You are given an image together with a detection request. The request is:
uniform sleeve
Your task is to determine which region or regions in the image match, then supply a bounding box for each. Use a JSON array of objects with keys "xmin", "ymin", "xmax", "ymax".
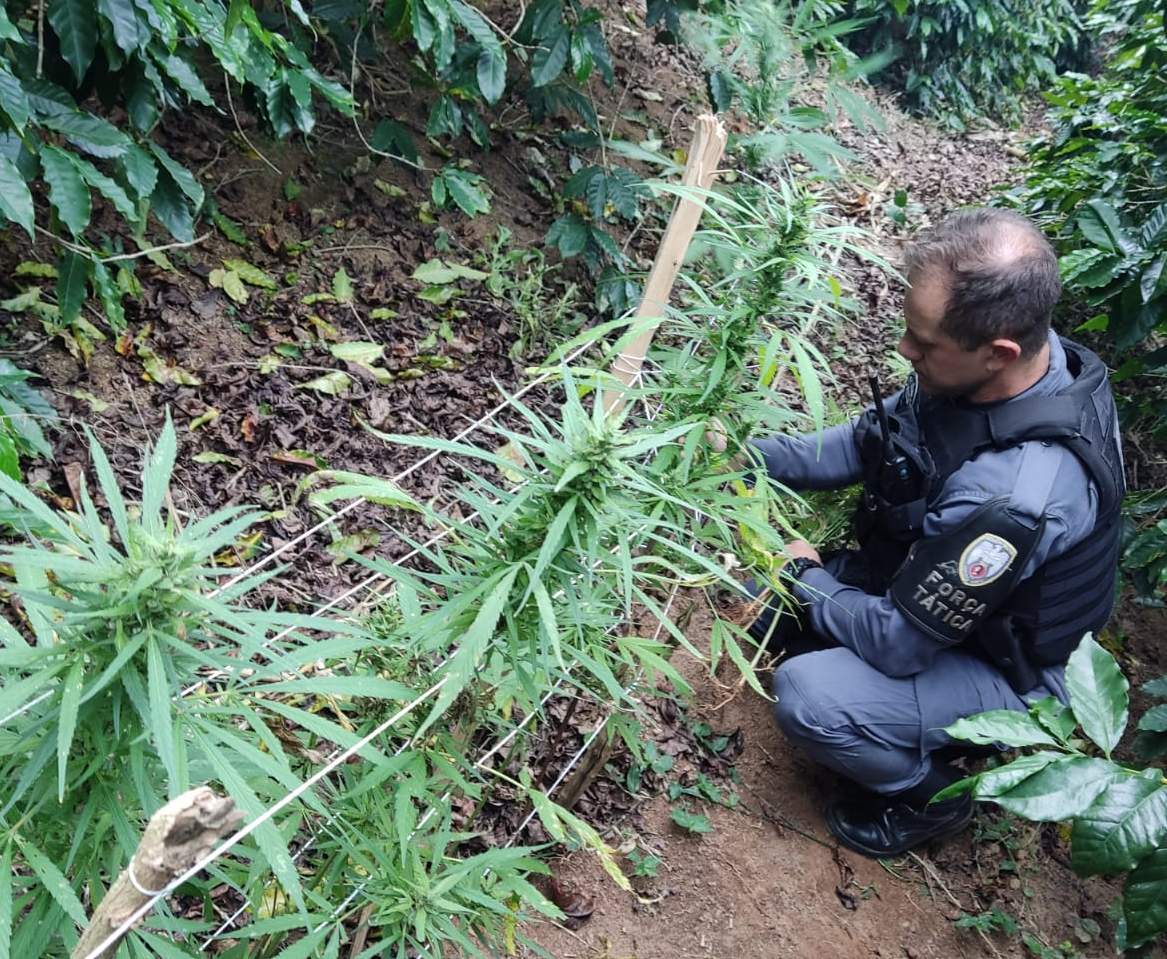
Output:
[
  {"xmin": 792, "ymin": 442, "xmax": 1098, "ymax": 678},
  {"xmin": 748, "ymin": 419, "xmax": 863, "ymax": 491}
]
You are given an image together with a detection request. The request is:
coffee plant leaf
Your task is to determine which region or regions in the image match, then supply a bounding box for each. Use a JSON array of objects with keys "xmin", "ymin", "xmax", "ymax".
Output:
[
  {"xmin": 990, "ymin": 756, "xmax": 1126, "ymax": 822},
  {"xmin": 945, "ymin": 709, "xmax": 1061, "ymax": 749},
  {"xmin": 39, "ymin": 147, "xmax": 91, "ymax": 237},
  {"xmin": 0, "ymin": 156, "xmax": 34, "ymax": 237},
  {"xmin": 1066, "ymin": 633, "xmax": 1129, "ymax": 756},
  {"xmin": 47, "ymin": 0, "xmax": 98, "ymax": 83},
  {"xmin": 1124, "ymin": 845, "xmax": 1167, "ymax": 947},
  {"xmin": 1071, "ymin": 775, "xmax": 1167, "ymax": 876}
]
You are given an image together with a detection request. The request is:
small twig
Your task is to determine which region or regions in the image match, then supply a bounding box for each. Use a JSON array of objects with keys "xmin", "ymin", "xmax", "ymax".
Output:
[
  {"xmin": 906, "ymin": 851, "xmax": 965, "ymax": 911},
  {"xmin": 32, "ymin": 225, "xmax": 210, "ymax": 264},
  {"xmin": 36, "ymin": 0, "xmax": 44, "ymax": 76},
  {"xmin": 224, "ymin": 75, "xmax": 282, "ymax": 176},
  {"xmin": 348, "ymin": 19, "xmax": 427, "ymax": 172}
]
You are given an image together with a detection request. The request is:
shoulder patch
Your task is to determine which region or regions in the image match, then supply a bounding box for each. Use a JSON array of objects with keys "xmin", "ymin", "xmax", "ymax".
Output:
[
  {"xmin": 959, "ymin": 533, "xmax": 1017, "ymax": 587},
  {"xmin": 890, "ymin": 498, "xmax": 1043, "ymax": 646}
]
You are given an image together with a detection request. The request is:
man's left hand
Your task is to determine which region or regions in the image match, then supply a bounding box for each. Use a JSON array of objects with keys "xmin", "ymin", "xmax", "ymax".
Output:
[{"xmin": 785, "ymin": 539, "xmax": 822, "ymax": 564}]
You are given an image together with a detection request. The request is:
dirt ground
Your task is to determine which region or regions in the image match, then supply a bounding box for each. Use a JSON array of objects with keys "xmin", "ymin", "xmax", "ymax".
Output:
[
  {"xmin": 1, "ymin": 2, "xmax": 1164, "ymax": 956},
  {"xmin": 522, "ymin": 610, "xmax": 1135, "ymax": 959}
]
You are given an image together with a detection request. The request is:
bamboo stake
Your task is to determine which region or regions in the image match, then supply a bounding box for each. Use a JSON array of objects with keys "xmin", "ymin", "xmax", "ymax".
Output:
[
  {"xmin": 602, "ymin": 113, "xmax": 727, "ymax": 418},
  {"xmin": 72, "ymin": 788, "xmax": 242, "ymax": 959},
  {"xmin": 554, "ymin": 119, "xmax": 726, "ymax": 809}
]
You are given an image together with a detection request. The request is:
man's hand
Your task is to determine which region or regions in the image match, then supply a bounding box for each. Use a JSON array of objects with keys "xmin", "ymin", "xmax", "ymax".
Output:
[
  {"xmin": 705, "ymin": 417, "xmax": 747, "ymax": 470},
  {"xmin": 785, "ymin": 539, "xmax": 822, "ymax": 564}
]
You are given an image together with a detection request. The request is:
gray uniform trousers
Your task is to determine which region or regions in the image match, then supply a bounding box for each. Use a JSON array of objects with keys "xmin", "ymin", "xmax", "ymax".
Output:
[{"xmin": 766, "ymin": 550, "xmax": 1056, "ymax": 795}]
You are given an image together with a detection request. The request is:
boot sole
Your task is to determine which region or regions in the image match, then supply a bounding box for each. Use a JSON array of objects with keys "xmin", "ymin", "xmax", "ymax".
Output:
[{"xmin": 825, "ymin": 805, "xmax": 974, "ymax": 860}]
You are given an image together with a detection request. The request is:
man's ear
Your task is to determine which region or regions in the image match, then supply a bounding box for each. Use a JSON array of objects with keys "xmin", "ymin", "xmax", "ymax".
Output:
[{"xmin": 987, "ymin": 338, "xmax": 1022, "ymax": 370}]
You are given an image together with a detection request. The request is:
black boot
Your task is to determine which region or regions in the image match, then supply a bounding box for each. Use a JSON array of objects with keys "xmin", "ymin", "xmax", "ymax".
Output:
[{"xmin": 825, "ymin": 764, "xmax": 973, "ymax": 859}]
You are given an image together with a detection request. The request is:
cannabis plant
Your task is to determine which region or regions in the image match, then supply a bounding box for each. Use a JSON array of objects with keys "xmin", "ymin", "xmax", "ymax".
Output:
[{"xmin": 0, "ymin": 417, "xmax": 398, "ymax": 956}]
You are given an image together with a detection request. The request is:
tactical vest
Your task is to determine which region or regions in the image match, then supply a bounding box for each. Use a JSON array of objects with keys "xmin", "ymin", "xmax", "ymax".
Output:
[{"xmin": 853, "ymin": 338, "xmax": 1125, "ymax": 693}]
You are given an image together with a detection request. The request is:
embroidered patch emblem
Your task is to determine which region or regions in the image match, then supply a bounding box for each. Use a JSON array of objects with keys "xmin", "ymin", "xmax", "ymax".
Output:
[{"xmin": 958, "ymin": 534, "xmax": 1017, "ymax": 587}]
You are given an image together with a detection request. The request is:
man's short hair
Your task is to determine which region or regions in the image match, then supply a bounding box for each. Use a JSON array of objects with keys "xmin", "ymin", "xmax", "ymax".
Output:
[{"xmin": 904, "ymin": 208, "xmax": 1061, "ymax": 357}]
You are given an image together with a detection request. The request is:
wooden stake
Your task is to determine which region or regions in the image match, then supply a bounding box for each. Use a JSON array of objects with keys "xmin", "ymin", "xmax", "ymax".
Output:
[
  {"xmin": 603, "ymin": 113, "xmax": 727, "ymax": 418},
  {"xmin": 72, "ymin": 787, "xmax": 242, "ymax": 959}
]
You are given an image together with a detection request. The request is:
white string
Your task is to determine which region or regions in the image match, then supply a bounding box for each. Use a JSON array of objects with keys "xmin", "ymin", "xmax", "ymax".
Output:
[
  {"xmin": 210, "ymin": 342, "xmax": 591, "ymax": 597},
  {"xmin": 126, "ymin": 859, "xmax": 168, "ymax": 898},
  {"xmin": 81, "ymin": 363, "xmax": 676, "ymax": 958},
  {"xmin": 78, "ymin": 676, "xmax": 450, "ymax": 959}
]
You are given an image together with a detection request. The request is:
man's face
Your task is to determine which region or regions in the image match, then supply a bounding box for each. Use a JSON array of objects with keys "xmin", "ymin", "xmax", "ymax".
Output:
[{"xmin": 897, "ymin": 267, "xmax": 994, "ymax": 398}]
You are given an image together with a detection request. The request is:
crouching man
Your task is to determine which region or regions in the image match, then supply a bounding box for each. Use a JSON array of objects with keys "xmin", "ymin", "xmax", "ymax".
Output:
[{"xmin": 746, "ymin": 208, "xmax": 1125, "ymax": 857}]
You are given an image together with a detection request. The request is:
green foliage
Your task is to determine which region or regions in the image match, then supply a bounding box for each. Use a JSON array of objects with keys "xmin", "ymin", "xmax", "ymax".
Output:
[
  {"xmin": 670, "ymin": 805, "xmax": 714, "ymax": 833},
  {"xmin": 943, "ymin": 634, "xmax": 1167, "ymax": 949},
  {"xmin": 847, "ymin": 0, "xmax": 1087, "ymax": 128},
  {"xmin": 0, "ymin": 359, "xmax": 53, "ymax": 480},
  {"xmin": 478, "ymin": 226, "xmax": 583, "ymax": 358},
  {"xmin": 687, "ymin": 0, "xmax": 880, "ymax": 173},
  {"xmin": 0, "ymin": 417, "xmax": 422, "ymax": 955},
  {"xmin": 0, "ymin": 0, "xmax": 352, "ymax": 329},
  {"xmin": 1005, "ymin": 1, "xmax": 1167, "ymax": 590},
  {"xmin": 1011, "ymin": 2, "xmax": 1167, "ymax": 373}
]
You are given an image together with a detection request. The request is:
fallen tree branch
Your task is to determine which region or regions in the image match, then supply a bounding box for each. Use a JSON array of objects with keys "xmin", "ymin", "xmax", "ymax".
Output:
[{"xmin": 72, "ymin": 787, "xmax": 242, "ymax": 959}]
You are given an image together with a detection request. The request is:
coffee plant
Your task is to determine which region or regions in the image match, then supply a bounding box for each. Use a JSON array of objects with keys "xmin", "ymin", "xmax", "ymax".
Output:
[
  {"xmin": 845, "ymin": 0, "xmax": 1089, "ymax": 128},
  {"xmin": 1002, "ymin": 0, "xmax": 1167, "ymax": 595},
  {"xmin": 941, "ymin": 635, "xmax": 1167, "ymax": 950}
]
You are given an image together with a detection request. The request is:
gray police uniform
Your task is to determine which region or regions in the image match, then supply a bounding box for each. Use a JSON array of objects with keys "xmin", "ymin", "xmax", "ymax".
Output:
[{"xmin": 750, "ymin": 333, "xmax": 1124, "ymax": 795}]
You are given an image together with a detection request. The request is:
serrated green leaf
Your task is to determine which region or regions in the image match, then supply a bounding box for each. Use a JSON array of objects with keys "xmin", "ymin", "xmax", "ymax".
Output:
[
  {"xmin": 55, "ymin": 659, "xmax": 84, "ymax": 801},
  {"xmin": 0, "ymin": 845, "xmax": 11, "ymax": 959},
  {"xmin": 1066, "ymin": 634, "xmax": 1129, "ymax": 756},
  {"xmin": 40, "ymin": 146, "xmax": 91, "ymax": 236},
  {"xmin": 16, "ymin": 836, "xmax": 88, "ymax": 924},
  {"xmin": 1072, "ymin": 777, "xmax": 1167, "ymax": 876},
  {"xmin": 0, "ymin": 157, "xmax": 34, "ymax": 237}
]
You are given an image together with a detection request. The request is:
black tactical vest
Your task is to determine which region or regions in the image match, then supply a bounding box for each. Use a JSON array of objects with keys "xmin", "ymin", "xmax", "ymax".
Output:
[{"xmin": 853, "ymin": 338, "xmax": 1125, "ymax": 692}]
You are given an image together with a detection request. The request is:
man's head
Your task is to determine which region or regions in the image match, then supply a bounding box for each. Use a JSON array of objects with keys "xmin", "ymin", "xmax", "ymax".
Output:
[{"xmin": 898, "ymin": 208, "xmax": 1061, "ymax": 400}]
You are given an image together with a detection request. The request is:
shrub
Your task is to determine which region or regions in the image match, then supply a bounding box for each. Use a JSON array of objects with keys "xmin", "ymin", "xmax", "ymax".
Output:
[
  {"xmin": 943, "ymin": 635, "xmax": 1167, "ymax": 950},
  {"xmin": 846, "ymin": 0, "xmax": 1088, "ymax": 128}
]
